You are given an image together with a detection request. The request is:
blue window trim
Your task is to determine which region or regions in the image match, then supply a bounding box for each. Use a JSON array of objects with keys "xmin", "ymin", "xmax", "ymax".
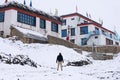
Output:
[
  {"xmin": 102, "ymin": 30, "xmax": 106, "ymax": 36},
  {"xmin": 0, "ymin": 12, "xmax": 4, "ymax": 22},
  {"xmin": 51, "ymin": 22, "xmax": 58, "ymax": 33},
  {"xmin": 61, "ymin": 29, "xmax": 67, "ymax": 37},
  {"xmin": 62, "ymin": 19, "xmax": 66, "ymax": 26},
  {"xmin": 80, "ymin": 26, "xmax": 88, "ymax": 35},
  {"xmin": 71, "ymin": 28, "xmax": 75, "ymax": 36},
  {"xmin": 110, "ymin": 34, "xmax": 112, "ymax": 38},
  {"xmin": 40, "ymin": 19, "xmax": 46, "ymax": 29},
  {"xmin": 17, "ymin": 12, "xmax": 36, "ymax": 26},
  {"xmin": 81, "ymin": 38, "xmax": 87, "ymax": 45}
]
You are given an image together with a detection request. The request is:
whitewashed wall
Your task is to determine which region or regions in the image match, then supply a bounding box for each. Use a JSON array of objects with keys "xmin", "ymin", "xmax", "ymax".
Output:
[
  {"xmin": 0, "ymin": 23, "xmax": 4, "ymax": 31},
  {"xmin": 4, "ymin": 10, "xmax": 12, "ymax": 36},
  {"xmin": 1, "ymin": 9, "xmax": 61, "ymax": 38},
  {"xmin": 62, "ymin": 15, "xmax": 118, "ymax": 46}
]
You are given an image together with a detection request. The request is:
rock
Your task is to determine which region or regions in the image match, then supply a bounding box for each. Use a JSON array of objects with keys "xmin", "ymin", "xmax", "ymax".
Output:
[
  {"xmin": 67, "ymin": 59, "xmax": 92, "ymax": 66},
  {"xmin": 0, "ymin": 52, "xmax": 38, "ymax": 68}
]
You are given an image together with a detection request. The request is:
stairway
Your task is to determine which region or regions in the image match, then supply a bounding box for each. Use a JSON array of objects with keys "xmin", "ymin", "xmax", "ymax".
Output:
[{"xmin": 83, "ymin": 30, "xmax": 99, "ymax": 45}]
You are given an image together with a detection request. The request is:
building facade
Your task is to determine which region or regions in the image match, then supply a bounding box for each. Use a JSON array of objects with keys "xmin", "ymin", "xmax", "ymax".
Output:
[
  {"xmin": 0, "ymin": 1, "xmax": 120, "ymax": 46},
  {"xmin": 61, "ymin": 13, "xmax": 120, "ymax": 46},
  {"xmin": 0, "ymin": 1, "xmax": 62, "ymax": 38}
]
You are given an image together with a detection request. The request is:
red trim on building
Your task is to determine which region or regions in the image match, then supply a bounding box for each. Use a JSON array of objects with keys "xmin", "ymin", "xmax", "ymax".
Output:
[
  {"xmin": 61, "ymin": 13, "xmax": 101, "ymax": 26},
  {"xmin": 0, "ymin": 7, "xmax": 62, "ymax": 25},
  {"xmin": 61, "ymin": 13, "xmax": 114, "ymax": 34},
  {"xmin": 77, "ymin": 23, "xmax": 114, "ymax": 34}
]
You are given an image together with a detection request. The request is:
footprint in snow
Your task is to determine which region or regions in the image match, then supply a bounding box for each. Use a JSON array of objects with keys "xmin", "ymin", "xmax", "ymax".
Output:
[
  {"xmin": 44, "ymin": 74, "xmax": 48, "ymax": 76},
  {"xmin": 53, "ymin": 72, "xmax": 57, "ymax": 74},
  {"xmin": 58, "ymin": 74, "xmax": 62, "ymax": 76},
  {"xmin": 50, "ymin": 67, "xmax": 56, "ymax": 69}
]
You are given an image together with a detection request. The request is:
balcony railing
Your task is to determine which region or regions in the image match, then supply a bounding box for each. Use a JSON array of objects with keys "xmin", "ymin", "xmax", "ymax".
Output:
[
  {"xmin": 81, "ymin": 30, "xmax": 100, "ymax": 45},
  {"xmin": 89, "ymin": 30, "xmax": 100, "ymax": 35}
]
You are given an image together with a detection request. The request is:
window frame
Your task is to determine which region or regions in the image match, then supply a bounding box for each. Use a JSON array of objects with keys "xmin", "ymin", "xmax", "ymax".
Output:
[
  {"xmin": 62, "ymin": 19, "xmax": 66, "ymax": 25},
  {"xmin": 106, "ymin": 38, "xmax": 113, "ymax": 45},
  {"xmin": 71, "ymin": 28, "xmax": 75, "ymax": 36},
  {"xmin": 80, "ymin": 26, "xmax": 88, "ymax": 35},
  {"xmin": 81, "ymin": 38, "xmax": 87, "ymax": 45},
  {"xmin": 0, "ymin": 12, "xmax": 5, "ymax": 22},
  {"xmin": 17, "ymin": 12, "xmax": 36, "ymax": 26},
  {"xmin": 40, "ymin": 19, "xmax": 46, "ymax": 29},
  {"xmin": 71, "ymin": 18, "xmax": 75, "ymax": 20},
  {"xmin": 70, "ymin": 39, "xmax": 75, "ymax": 43},
  {"xmin": 61, "ymin": 29, "xmax": 67, "ymax": 37},
  {"xmin": 110, "ymin": 34, "xmax": 112, "ymax": 38},
  {"xmin": 51, "ymin": 22, "xmax": 58, "ymax": 33}
]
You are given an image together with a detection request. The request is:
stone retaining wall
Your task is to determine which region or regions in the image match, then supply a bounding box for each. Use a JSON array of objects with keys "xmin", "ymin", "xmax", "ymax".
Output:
[
  {"xmin": 47, "ymin": 35, "xmax": 80, "ymax": 49},
  {"xmin": 79, "ymin": 46, "xmax": 120, "ymax": 54},
  {"xmin": 90, "ymin": 53, "xmax": 113, "ymax": 60},
  {"xmin": 47, "ymin": 35, "xmax": 82, "ymax": 53},
  {"xmin": 47, "ymin": 35, "xmax": 120, "ymax": 54}
]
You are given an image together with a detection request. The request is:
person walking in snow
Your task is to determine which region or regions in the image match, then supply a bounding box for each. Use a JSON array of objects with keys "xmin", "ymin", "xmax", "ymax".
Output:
[{"xmin": 56, "ymin": 53, "xmax": 64, "ymax": 71}]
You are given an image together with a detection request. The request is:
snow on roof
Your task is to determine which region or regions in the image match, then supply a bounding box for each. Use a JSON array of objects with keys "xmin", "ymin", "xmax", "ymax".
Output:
[
  {"xmin": 11, "ymin": 25, "xmax": 48, "ymax": 41},
  {"xmin": 0, "ymin": 1, "xmax": 62, "ymax": 22}
]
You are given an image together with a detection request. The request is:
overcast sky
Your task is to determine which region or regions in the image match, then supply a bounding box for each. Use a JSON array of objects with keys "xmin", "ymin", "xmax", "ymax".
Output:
[{"xmin": 0, "ymin": 0, "xmax": 120, "ymax": 34}]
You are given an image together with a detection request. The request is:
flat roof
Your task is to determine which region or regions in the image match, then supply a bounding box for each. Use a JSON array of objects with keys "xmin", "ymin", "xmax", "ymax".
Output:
[
  {"xmin": 61, "ymin": 13, "xmax": 114, "ymax": 34},
  {"xmin": 0, "ymin": 1, "xmax": 62, "ymax": 24}
]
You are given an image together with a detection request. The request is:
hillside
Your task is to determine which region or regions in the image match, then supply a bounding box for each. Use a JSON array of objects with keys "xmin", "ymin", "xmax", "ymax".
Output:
[{"xmin": 0, "ymin": 37, "xmax": 120, "ymax": 80}]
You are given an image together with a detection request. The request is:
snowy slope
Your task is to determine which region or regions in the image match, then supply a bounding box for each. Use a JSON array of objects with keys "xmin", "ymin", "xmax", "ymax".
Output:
[
  {"xmin": 0, "ymin": 37, "xmax": 88, "ymax": 67},
  {"xmin": 0, "ymin": 37, "xmax": 120, "ymax": 80}
]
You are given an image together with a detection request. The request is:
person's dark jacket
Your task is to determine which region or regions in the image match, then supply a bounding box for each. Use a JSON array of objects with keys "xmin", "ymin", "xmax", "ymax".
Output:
[{"xmin": 56, "ymin": 53, "xmax": 64, "ymax": 63}]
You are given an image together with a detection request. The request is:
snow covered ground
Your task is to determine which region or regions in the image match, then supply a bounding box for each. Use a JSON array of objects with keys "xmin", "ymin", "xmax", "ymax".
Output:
[{"xmin": 0, "ymin": 37, "xmax": 120, "ymax": 80}]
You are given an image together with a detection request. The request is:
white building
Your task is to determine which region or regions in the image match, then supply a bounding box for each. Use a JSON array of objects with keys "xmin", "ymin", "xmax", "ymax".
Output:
[
  {"xmin": 0, "ymin": 1, "xmax": 120, "ymax": 46},
  {"xmin": 0, "ymin": 1, "xmax": 62, "ymax": 38},
  {"xmin": 61, "ymin": 13, "xmax": 120, "ymax": 46}
]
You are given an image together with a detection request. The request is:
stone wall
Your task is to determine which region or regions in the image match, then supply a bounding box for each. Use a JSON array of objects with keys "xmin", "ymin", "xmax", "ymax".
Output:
[
  {"xmin": 10, "ymin": 27, "xmax": 26, "ymax": 42},
  {"xmin": 47, "ymin": 35, "xmax": 80, "ymax": 48},
  {"xmin": 90, "ymin": 53, "xmax": 113, "ymax": 60},
  {"xmin": 47, "ymin": 35, "xmax": 82, "ymax": 53},
  {"xmin": 47, "ymin": 35, "xmax": 120, "ymax": 54},
  {"xmin": 79, "ymin": 46, "xmax": 120, "ymax": 54},
  {"xmin": 10, "ymin": 27, "xmax": 48, "ymax": 43}
]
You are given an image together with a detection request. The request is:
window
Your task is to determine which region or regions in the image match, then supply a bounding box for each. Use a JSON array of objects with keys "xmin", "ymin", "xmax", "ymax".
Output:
[
  {"xmin": 61, "ymin": 29, "xmax": 67, "ymax": 37},
  {"xmin": 81, "ymin": 38, "xmax": 87, "ymax": 45},
  {"xmin": 71, "ymin": 18, "xmax": 75, "ymax": 20},
  {"xmin": 95, "ymin": 27, "xmax": 99, "ymax": 31},
  {"xmin": 80, "ymin": 26, "xmax": 88, "ymax": 34},
  {"xmin": 70, "ymin": 39, "xmax": 75, "ymax": 43},
  {"xmin": 0, "ymin": 12, "xmax": 4, "ymax": 22},
  {"xmin": 106, "ymin": 38, "xmax": 113, "ymax": 45},
  {"xmin": 95, "ymin": 27, "xmax": 99, "ymax": 35},
  {"xmin": 84, "ymin": 20, "xmax": 88, "ymax": 23},
  {"xmin": 115, "ymin": 42, "xmax": 119, "ymax": 45},
  {"xmin": 62, "ymin": 19, "xmax": 66, "ymax": 25},
  {"xmin": 0, "ymin": 31, "xmax": 4, "ymax": 37},
  {"xmin": 95, "ymin": 36, "xmax": 98, "ymax": 39},
  {"xmin": 40, "ymin": 19, "xmax": 46, "ymax": 29},
  {"xmin": 17, "ymin": 12, "xmax": 36, "ymax": 26},
  {"xmin": 102, "ymin": 30, "xmax": 106, "ymax": 35},
  {"xmin": 110, "ymin": 34, "xmax": 112, "ymax": 38},
  {"xmin": 78, "ymin": 17, "xmax": 80, "ymax": 21},
  {"xmin": 51, "ymin": 22, "xmax": 58, "ymax": 33},
  {"xmin": 71, "ymin": 28, "xmax": 75, "ymax": 36}
]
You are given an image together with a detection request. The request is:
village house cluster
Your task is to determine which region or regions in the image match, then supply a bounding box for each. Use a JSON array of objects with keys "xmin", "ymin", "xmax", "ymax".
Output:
[{"xmin": 0, "ymin": 1, "xmax": 120, "ymax": 46}]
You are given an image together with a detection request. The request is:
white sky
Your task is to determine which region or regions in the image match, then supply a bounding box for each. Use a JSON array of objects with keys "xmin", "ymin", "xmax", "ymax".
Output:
[{"xmin": 0, "ymin": 0, "xmax": 120, "ymax": 34}]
